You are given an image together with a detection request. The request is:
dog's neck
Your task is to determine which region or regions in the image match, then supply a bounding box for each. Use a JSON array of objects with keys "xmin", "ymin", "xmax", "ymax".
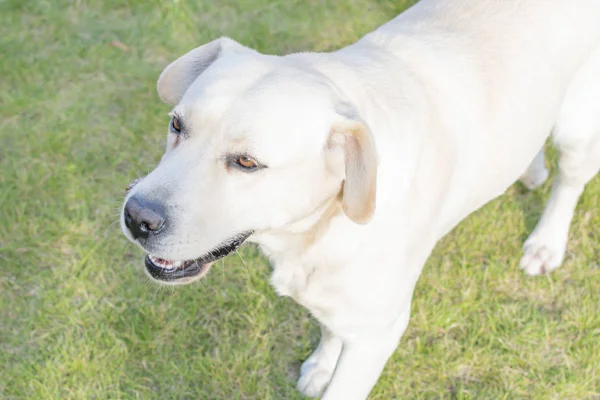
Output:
[{"xmin": 251, "ymin": 191, "xmax": 343, "ymax": 259}]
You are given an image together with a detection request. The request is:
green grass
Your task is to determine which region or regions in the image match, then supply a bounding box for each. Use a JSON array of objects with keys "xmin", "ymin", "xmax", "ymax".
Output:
[{"xmin": 1, "ymin": 0, "xmax": 598, "ymax": 399}]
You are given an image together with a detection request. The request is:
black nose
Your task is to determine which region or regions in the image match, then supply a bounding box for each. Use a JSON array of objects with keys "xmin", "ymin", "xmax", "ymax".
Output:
[{"xmin": 124, "ymin": 196, "xmax": 166, "ymax": 240}]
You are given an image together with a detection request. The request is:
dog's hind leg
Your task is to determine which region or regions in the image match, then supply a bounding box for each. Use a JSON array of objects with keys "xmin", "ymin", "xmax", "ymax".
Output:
[
  {"xmin": 520, "ymin": 48, "xmax": 600, "ymax": 276},
  {"xmin": 520, "ymin": 148, "xmax": 549, "ymax": 190}
]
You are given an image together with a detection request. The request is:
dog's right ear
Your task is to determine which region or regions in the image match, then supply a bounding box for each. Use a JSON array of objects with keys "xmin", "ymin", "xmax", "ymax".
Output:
[{"xmin": 157, "ymin": 37, "xmax": 252, "ymax": 105}]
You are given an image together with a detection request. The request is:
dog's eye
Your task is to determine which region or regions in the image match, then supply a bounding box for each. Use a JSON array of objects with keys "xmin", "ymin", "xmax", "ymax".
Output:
[
  {"xmin": 171, "ymin": 117, "xmax": 181, "ymax": 134},
  {"xmin": 236, "ymin": 156, "xmax": 258, "ymax": 170},
  {"xmin": 226, "ymin": 154, "xmax": 264, "ymax": 172}
]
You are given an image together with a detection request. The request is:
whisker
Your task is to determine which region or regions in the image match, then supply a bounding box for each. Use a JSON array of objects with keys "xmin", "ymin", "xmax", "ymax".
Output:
[
  {"xmin": 154, "ymin": 282, "xmax": 164, "ymax": 296},
  {"xmin": 193, "ymin": 261, "xmax": 208, "ymax": 294},
  {"xmin": 134, "ymin": 168, "xmax": 143, "ymax": 181},
  {"xmin": 220, "ymin": 258, "xmax": 226, "ymax": 282},
  {"xmin": 103, "ymin": 220, "xmax": 121, "ymax": 235},
  {"xmin": 198, "ymin": 280, "xmax": 207, "ymax": 293},
  {"xmin": 235, "ymin": 249, "xmax": 251, "ymax": 282}
]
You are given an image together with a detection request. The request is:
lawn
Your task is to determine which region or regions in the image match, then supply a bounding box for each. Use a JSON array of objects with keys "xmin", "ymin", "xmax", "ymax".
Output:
[{"xmin": 0, "ymin": 0, "xmax": 598, "ymax": 399}]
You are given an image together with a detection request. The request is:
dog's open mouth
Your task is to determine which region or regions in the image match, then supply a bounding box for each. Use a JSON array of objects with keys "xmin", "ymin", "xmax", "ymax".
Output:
[{"xmin": 144, "ymin": 232, "xmax": 252, "ymax": 283}]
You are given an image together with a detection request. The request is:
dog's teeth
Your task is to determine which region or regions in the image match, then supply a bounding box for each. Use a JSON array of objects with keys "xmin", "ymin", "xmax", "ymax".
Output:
[
  {"xmin": 150, "ymin": 255, "xmax": 177, "ymax": 269},
  {"xmin": 148, "ymin": 255, "xmax": 186, "ymax": 270}
]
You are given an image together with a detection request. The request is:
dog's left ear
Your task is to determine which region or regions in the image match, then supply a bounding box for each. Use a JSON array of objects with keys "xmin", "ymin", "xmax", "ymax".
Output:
[
  {"xmin": 329, "ymin": 107, "xmax": 378, "ymax": 224},
  {"xmin": 157, "ymin": 37, "xmax": 253, "ymax": 105}
]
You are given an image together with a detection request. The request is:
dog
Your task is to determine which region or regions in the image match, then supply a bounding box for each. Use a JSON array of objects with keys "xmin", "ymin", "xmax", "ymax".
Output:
[{"xmin": 121, "ymin": 0, "xmax": 600, "ymax": 398}]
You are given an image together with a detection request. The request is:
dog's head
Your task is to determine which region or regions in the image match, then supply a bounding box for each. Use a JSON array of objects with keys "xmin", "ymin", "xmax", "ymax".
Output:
[{"xmin": 121, "ymin": 37, "xmax": 378, "ymax": 284}]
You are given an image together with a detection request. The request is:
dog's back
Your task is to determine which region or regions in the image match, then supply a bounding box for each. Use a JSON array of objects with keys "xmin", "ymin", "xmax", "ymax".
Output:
[{"xmin": 354, "ymin": 0, "xmax": 600, "ymax": 224}]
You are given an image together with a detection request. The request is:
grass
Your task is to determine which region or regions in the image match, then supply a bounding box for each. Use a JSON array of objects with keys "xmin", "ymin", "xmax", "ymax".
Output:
[{"xmin": 0, "ymin": 0, "xmax": 598, "ymax": 398}]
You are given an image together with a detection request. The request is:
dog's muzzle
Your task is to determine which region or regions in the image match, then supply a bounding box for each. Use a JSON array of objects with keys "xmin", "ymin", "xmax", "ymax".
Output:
[{"xmin": 122, "ymin": 176, "xmax": 253, "ymax": 284}]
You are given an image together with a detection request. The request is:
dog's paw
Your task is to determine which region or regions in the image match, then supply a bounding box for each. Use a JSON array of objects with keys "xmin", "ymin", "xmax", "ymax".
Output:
[
  {"xmin": 297, "ymin": 357, "xmax": 334, "ymax": 398},
  {"xmin": 519, "ymin": 235, "xmax": 565, "ymax": 276},
  {"xmin": 520, "ymin": 166, "xmax": 549, "ymax": 190}
]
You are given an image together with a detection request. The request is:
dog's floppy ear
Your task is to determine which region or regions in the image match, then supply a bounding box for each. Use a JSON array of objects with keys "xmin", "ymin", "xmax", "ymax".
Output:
[
  {"xmin": 157, "ymin": 37, "xmax": 252, "ymax": 105},
  {"xmin": 330, "ymin": 106, "xmax": 378, "ymax": 224}
]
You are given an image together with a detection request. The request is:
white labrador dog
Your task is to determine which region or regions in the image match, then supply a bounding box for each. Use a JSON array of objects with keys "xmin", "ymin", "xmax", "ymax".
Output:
[{"xmin": 121, "ymin": 0, "xmax": 600, "ymax": 398}]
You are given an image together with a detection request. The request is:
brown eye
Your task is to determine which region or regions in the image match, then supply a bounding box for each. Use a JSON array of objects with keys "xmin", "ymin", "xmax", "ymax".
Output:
[
  {"xmin": 226, "ymin": 154, "xmax": 264, "ymax": 172},
  {"xmin": 171, "ymin": 116, "xmax": 181, "ymax": 133},
  {"xmin": 237, "ymin": 156, "xmax": 257, "ymax": 169}
]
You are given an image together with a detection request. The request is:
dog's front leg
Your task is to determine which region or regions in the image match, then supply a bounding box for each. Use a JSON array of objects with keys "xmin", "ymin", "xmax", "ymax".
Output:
[
  {"xmin": 321, "ymin": 310, "xmax": 410, "ymax": 400},
  {"xmin": 297, "ymin": 325, "xmax": 343, "ymax": 397}
]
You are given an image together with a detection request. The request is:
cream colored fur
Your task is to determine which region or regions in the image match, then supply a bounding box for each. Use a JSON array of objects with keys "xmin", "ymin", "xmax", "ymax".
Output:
[{"xmin": 122, "ymin": 1, "xmax": 600, "ymax": 398}]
